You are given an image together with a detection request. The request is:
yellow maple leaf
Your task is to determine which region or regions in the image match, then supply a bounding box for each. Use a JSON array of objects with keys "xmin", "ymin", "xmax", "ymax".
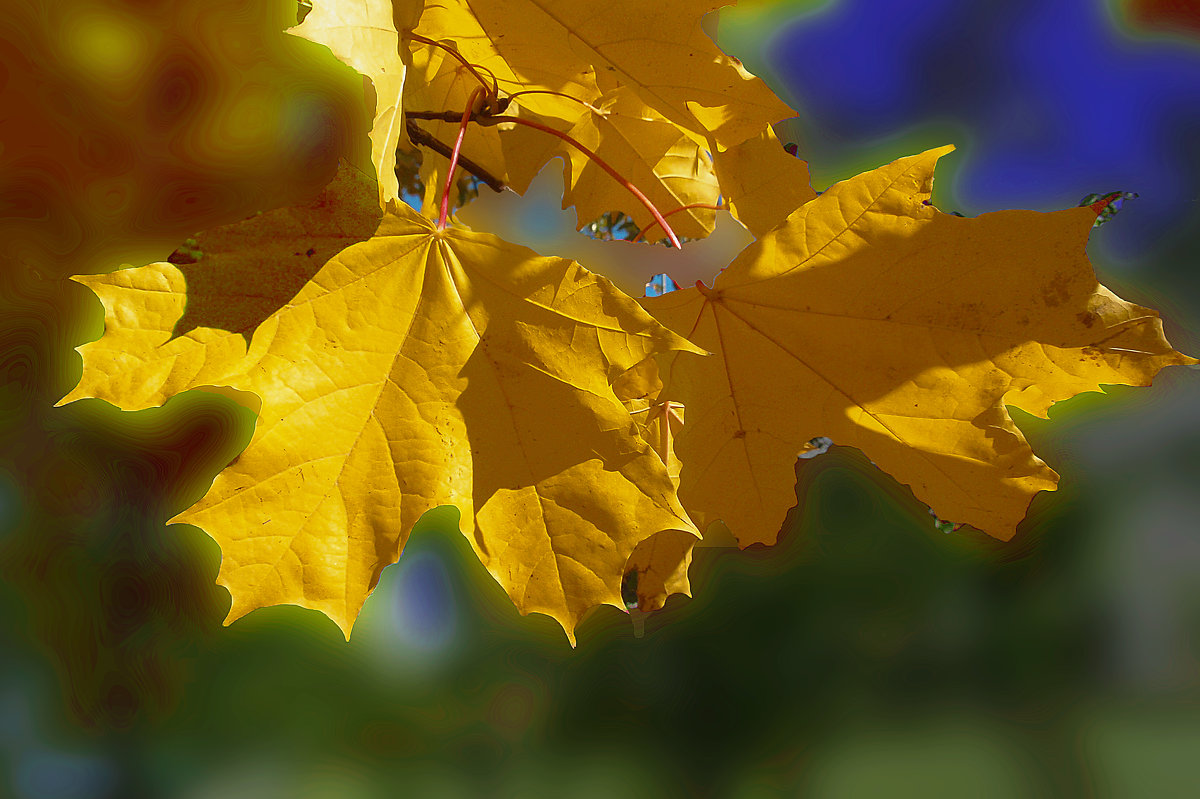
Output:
[
  {"xmin": 642, "ymin": 146, "xmax": 1195, "ymax": 545},
  {"xmin": 291, "ymin": 0, "xmax": 423, "ymax": 207},
  {"xmin": 66, "ymin": 198, "xmax": 702, "ymax": 643}
]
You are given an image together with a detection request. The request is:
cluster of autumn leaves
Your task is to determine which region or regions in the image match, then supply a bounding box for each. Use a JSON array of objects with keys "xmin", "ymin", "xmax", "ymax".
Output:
[{"xmin": 57, "ymin": 0, "xmax": 1193, "ymax": 643}]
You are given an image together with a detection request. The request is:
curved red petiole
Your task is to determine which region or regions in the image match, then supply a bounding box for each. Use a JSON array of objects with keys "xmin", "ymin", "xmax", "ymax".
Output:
[
  {"xmin": 482, "ymin": 114, "xmax": 683, "ymax": 250},
  {"xmin": 632, "ymin": 202, "xmax": 726, "ymax": 243},
  {"xmin": 505, "ymin": 89, "xmax": 604, "ymax": 116},
  {"xmin": 438, "ymin": 87, "xmax": 485, "ymax": 230}
]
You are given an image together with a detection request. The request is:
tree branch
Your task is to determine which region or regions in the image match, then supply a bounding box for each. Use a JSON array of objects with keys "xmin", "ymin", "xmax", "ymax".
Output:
[{"xmin": 405, "ymin": 118, "xmax": 506, "ymax": 193}]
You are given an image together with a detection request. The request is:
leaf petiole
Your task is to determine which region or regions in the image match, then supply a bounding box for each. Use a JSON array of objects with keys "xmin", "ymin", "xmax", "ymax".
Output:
[
  {"xmin": 505, "ymin": 89, "xmax": 605, "ymax": 117},
  {"xmin": 632, "ymin": 203, "xmax": 726, "ymax": 243},
  {"xmin": 438, "ymin": 87, "xmax": 485, "ymax": 229}
]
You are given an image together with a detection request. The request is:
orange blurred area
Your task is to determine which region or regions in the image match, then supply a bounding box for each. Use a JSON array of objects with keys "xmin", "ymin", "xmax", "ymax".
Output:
[{"xmin": 0, "ymin": 0, "xmax": 368, "ymax": 276}]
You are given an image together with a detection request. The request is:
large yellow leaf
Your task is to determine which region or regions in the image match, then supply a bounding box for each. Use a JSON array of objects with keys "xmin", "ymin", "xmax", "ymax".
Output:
[
  {"xmin": 67, "ymin": 199, "xmax": 701, "ymax": 643},
  {"xmin": 643, "ymin": 146, "xmax": 1195, "ymax": 545},
  {"xmin": 291, "ymin": 0, "xmax": 423, "ymax": 207}
]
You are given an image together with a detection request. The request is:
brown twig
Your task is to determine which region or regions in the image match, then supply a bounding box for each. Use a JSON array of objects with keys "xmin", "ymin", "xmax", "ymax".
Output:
[
  {"xmin": 406, "ymin": 109, "xmax": 482, "ymax": 123},
  {"xmin": 407, "ymin": 101, "xmax": 509, "ymax": 123},
  {"xmin": 405, "ymin": 118, "xmax": 506, "ymax": 193}
]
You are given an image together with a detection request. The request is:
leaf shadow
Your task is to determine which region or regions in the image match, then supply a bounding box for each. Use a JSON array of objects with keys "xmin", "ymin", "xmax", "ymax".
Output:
[{"xmin": 170, "ymin": 161, "xmax": 383, "ymax": 344}]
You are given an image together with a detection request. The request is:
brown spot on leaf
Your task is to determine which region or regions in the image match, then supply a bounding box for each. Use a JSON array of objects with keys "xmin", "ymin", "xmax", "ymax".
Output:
[{"xmin": 1042, "ymin": 274, "xmax": 1072, "ymax": 307}]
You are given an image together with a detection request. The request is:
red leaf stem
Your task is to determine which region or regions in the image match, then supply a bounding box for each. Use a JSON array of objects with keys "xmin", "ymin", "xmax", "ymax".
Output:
[
  {"xmin": 505, "ymin": 89, "xmax": 604, "ymax": 117},
  {"xmin": 632, "ymin": 202, "xmax": 726, "ymax": 243},
  {"xmin": 438, "ymin": 87, "xmax": 485, "ymax": 229}
]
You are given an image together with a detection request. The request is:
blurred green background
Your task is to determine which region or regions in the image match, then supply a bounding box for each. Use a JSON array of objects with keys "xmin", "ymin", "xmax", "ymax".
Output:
[{"xmin": 3, "ymin": 1, "xmax": 1200, "ymax": 797}]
